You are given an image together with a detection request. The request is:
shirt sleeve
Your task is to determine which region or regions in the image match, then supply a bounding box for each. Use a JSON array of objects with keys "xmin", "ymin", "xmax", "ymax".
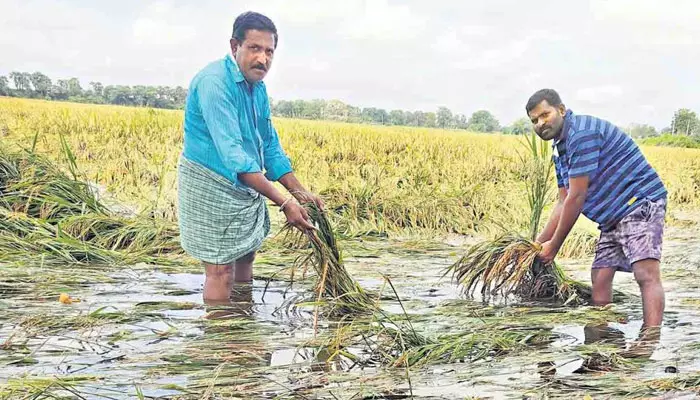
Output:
[
  {"xmin": 197, "ymin": 76, "xmax": 261, "ymax": 176},
  {"xmin": 259, "ymin": 93, "xmax": 293, "ymax": 181},
  {"xmin": 568, "ymin": 130, "xmax": 601, "ymax": 178}
]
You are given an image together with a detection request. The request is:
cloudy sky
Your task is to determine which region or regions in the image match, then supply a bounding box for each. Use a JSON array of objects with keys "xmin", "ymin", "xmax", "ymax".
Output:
[{"xmin": 1, "ymin": 0, "xmax": 699, "ymax": 128}]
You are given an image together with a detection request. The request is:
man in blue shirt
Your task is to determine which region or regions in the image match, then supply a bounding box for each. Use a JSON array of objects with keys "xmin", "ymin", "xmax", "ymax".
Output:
[
  {"xmin": 527, "ymin": 89, "xmax": 667, "ymax": 329},
  {"xmin": 178, "ymin": 12, "xmax": 323, "ymax": 303}
]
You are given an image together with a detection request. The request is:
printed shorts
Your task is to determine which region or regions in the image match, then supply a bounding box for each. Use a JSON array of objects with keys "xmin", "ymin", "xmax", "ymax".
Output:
[{"xmin": 591, "ymin": 198, "xmax": 666, "ymax": 273}]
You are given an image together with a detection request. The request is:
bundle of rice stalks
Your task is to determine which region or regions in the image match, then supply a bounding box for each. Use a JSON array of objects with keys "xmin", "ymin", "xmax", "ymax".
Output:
[
  {"xmin": 280, "ymin": 202, "xmax": 375, "ymax": 315},
  {"xmin": 446, "ymin": 233, "xmax": 592, "ymax": 304}
]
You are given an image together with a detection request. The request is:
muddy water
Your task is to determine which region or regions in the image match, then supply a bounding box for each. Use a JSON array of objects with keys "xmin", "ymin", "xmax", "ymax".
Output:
[{"xmin": 1, "ymin": 215, "xmax": 699, "ymax": 399}]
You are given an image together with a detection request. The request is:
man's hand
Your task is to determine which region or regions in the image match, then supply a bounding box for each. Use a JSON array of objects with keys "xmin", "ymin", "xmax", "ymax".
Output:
[
  {"xmin": 538, "ymin": 240, "xmax": 560, "ymax": 264},
  {"xmin": 283, "ymin": 201, "xmax": 315, "ymax": 231},
  {"xmin": 291, "ymin": 190, "xmax": 325, "ymax": 210}
]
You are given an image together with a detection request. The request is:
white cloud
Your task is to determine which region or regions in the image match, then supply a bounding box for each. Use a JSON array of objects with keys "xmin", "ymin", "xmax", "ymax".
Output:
[
  {"xmin": 575, "ymin": 85, "xmax": 624, "ymax": 104},
  {"xmin": 336, "ymin": 0, "xmax": 426, "ymax": 41},
  {"xmin": 131, "ymin": 2, "xmax": 198, "ymax": 47},
  {"xmin": 1, "ymin": 0, "xmax": 699, "ymax": 129},
  {"xmin": 591, "ymin": 0, "xmax": 700, "ymax": 25}
]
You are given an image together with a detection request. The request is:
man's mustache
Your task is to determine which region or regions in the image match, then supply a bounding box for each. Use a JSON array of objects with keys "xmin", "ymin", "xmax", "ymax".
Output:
[{"xmin": 252, "ymin": 64, "xmax": 267, "ymax": 71}]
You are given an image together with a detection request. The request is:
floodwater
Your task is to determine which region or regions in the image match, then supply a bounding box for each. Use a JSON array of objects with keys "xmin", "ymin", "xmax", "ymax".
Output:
[{"xmin": 1, "ymin": 214, "xmax": 700, "ymax": 399}]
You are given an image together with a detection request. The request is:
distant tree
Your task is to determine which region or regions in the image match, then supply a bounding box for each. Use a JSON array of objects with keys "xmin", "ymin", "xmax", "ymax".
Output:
[
  {"xmin": 389, "ymin": 109, "xmax": 406, "ymax": 125},
  {"xmin": 425, "ymin": 112, "xmax": 437, "ymax": 128},
  {"xmin": 453, "ymin": 114, "xmax": 468, "ymax": 129},
  {"xmin": 291, "ymin": 100, "xmax": 305, "ymax": 118},
  {"xmin": 172, "ymin": 86, "xmax": 187, "ymax": 108},
  {"xmin": 412, "ymin": 111, "xmax": 426, "ymax": 127},
  {"xmin": 30, "ymin": 72, "xmax": 52, "ymax": 98},
  {"xmin": 506, "ymin": 117, "xmax": 533, "ymax": 135},
  {"xmin": 0, "ymin": 76, "xmax": 9, "ymax": 96},
  {"xmin": 324, "ymin": 99, "xmax": 349, "ymax": 121},
  {"xmin": 627, "ymin": 123, "xmax": 657, "ymax": 138},
  {"xmin": 301, "ymin": 99, "xmax": 324, "ymax": 119},
  {"xmin": 347, "ymin": 105, "xmax": 361, "ymax": 122},
  {"xmin": 468, "ymin": 110, "xmax": 500, "ymax": 132},
  {"xmin": 66, "ymin": 77, "xmax": 82, "ymax": 97},
  {"xmin": 9, "ymin": 71, "xmax": 31, "ymax": 92},
  {"xmin": 436, "ymin": 106, "xmax": 454, "ymax": 129},
  {"xmin": 672, "ymin": 108, "xmax": 699, "ymax": 136},
  {"xmin": 89, "ymin": 81, "xmax": 104, "ymax": 97}
]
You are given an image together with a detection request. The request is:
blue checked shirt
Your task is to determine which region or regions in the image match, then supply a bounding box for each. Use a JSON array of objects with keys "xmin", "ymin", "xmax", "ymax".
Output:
[{"xmin": 183, "ymin": 54, "xmax": 292, "ymax": 188}]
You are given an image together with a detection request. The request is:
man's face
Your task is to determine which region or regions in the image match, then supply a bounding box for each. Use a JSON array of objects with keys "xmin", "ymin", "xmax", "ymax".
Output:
[
  {"xmin": 528, "ymin": 100, "xmax": 566, "ymax": 141},
  {"xmin": 230, "ymin": 29, "xmax": 276, "ymax": 84}
]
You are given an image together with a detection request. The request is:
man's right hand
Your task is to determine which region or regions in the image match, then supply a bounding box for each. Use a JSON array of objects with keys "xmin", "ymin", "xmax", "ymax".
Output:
[{"xmin": 283, "ymin": 201, "xmax": 315, "ymax": 231}]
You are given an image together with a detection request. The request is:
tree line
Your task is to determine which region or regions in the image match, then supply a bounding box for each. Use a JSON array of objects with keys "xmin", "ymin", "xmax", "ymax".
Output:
[
  {"xmin": 0, "ymin": 72, "xmax": 187, "ymax": 109},
  {"xmin": 1, "ymin": 71, "xmax": 698, "ymax": 137}
]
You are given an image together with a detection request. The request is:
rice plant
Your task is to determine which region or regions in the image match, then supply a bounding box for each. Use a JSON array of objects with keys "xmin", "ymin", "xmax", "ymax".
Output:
[{"xmin": 447, "ymin": 132, "xmax": 597, "ymax": 304}]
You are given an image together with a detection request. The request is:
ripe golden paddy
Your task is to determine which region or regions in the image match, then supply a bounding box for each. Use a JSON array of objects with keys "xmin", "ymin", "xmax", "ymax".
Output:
[{"xmin": 1, "ymin": 97, "xmax": 698, "ymax": 250}]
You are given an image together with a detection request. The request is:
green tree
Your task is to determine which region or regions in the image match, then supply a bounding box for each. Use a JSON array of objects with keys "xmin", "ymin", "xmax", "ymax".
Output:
[
  {"xmin": 89, "ymin": 81, "xmax": 104, "ymax": 97},
  {"xmin": 672, "ymin": 109, "xmax": 699, "ymax": 135},
  {"xmin": 324, "ymin": 100, "xmax": 349, "ymax": 121},
  {"xmin": 436, "ymin": 106, "xmax": 454, "ymax": 128},
  {"xmin": 506, "ymin": 117, "xmax": 534, "ymax": 135},
  {"xmin": 0, "ymin": 76, "xmax": 9, "ymax": 96},
  {"xmin": 389, "ymin": 109, "xmax": 406, "ymax": 125},
  {"xmin": 30, "ymin": 72, "xmax": 52, "ymax": 98},
  {"xmin": 425, "ymin": 112, "xmax": 437, "ymax": 128},
  {"xmin": 467, "ymin": 110, "xmax": 500, "ymax": 132},
  {"xmin": 412, "ymin": 111, "xmax": 426, "ymax": 127},
  {"xmin": 9, "ymin": 71, "xmax": 31, "ymax": 92},
  {"xmin": 453, "ymin": 114, "xmax": 468, "ymax": 129},
  {"xmin": 627, "ymin": 123, "xmax": 657, "ymax": 138}
]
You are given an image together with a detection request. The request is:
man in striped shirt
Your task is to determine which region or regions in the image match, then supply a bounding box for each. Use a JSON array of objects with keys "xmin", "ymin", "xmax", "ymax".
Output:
[{"xmin": 527, "ymin": 89, "xmax": 667, "ymax": 329}]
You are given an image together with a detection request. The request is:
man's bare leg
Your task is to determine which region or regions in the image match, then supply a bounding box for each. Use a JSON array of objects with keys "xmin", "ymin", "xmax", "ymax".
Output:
[
  {"xmin": 234, "ymin": 251, "xmax": 256, "ymax": 282},
  {"xmin": 203, "ymin": 263, "xmax": 234, "ymax": 302},
  {"xmin": 633, "ymin": 258, "xmax": 664, "ymax": 328},
  {"xmin": 591, "ymin": 266, "xmax": 617, "ymax": 305}
]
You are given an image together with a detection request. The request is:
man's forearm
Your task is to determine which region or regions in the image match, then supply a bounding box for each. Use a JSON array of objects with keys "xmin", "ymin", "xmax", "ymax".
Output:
[
  {"xmin": 550, "ymin": 194, "xmax": 586, "ymax": 247},
  {"xmin": 278, "ymin": 172, "xmax": 306, "ymax": 193},
  {"xmin": 537, "ymin": 203, "xmax": 563, "ymax": 243},
  {"xmin": 239, "ymin": 172, "xmax": 287, "ymax": 206}
]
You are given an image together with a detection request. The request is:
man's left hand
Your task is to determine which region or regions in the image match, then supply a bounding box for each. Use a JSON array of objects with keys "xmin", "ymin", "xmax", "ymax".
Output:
[
  {"xmin": 292, "ymin": 190, "xmax": 325, "ymax": 210},
  {"xmin": 538, "ymin": 240, "xmax": 560, "ymax": 264}
]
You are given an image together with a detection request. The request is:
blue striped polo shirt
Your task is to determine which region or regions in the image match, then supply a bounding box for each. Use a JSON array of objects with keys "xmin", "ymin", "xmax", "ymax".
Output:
[{"xmin": 553, "ymin": 110, "xmax": 667, "ymax": 231}]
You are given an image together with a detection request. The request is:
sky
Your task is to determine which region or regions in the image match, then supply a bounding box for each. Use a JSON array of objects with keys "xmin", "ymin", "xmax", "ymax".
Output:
[{"xmin": 1, "ymin": 0, "xmax": 699, "ymax": 129}]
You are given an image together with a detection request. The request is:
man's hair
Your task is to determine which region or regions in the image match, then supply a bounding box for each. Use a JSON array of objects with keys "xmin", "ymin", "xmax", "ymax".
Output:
[
  {"xmin": 232, "ymin": 11, "xmax": 278, "ymax": 48},
  {"xmin": 525, "ymin": 89, "xmax": 563, "ymax": 113}
]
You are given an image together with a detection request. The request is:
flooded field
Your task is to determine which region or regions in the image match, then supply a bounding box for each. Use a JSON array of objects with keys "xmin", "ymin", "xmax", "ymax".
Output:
[
  {"xmin": 2, "ymin": 212, "xmax": 699, "ymax": 399},
  {"xmin": 2, "ymin": 98, "xmax": 700, "ymax": 399}
]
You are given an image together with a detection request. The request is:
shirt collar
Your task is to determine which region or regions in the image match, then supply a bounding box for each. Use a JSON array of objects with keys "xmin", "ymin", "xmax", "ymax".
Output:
[
  {"xmin": 225, "ymin": 54, "xmax": 246, "ymax": 84},
  {"xmin": 554, "ymin": 109, "xmax": 574, "ymax": 146}
]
